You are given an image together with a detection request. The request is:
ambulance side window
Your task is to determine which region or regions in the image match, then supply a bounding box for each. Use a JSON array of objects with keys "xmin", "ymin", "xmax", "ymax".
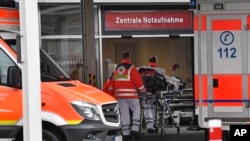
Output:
[{"xmin": 0, "ymin": 49, "xmax": 16, "ymax": 86}]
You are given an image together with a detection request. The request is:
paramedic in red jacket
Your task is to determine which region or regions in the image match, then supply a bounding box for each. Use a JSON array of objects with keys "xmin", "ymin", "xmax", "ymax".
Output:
[
  {"xmin": 110, "ymin": 51, "xmax": 146, "ymax": 140},
  {"xmin": 138, "ymin": 56, "xmax": 161, "ymax": 134},
  {"xmin": 102, "ymin": 73, "xmax": 114, "ymax": 96},
  {"xmin": 148, "ymin": 56, "xmax": 158, "ymax": 67}
]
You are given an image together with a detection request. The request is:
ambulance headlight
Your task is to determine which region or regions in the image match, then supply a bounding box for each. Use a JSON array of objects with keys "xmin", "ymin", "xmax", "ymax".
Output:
[{"xmin": 71, "ymin": 101, "xmax": 100, "ymax": 121}]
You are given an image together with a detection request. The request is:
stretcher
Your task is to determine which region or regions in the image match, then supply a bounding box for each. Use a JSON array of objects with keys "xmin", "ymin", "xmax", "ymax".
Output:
[
  {"xmin": 156, "ymin": 87, "xmax": 192, "ymax": 136},
  {"xmin": 139, "ymin": 78, "xmax": 194, "ymax": 137}
]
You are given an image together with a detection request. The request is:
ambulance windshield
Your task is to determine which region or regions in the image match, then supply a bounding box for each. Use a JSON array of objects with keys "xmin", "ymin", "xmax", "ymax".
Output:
[
  {"xmin": 5, "ymin": 39, "xmax": 71, "ymax": 82},
  {"xmin": 40, "ymin": 49, "xmax": 71, "ymax": 82}
]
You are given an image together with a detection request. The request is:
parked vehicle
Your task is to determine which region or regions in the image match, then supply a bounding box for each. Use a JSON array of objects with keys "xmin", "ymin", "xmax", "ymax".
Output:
[
  {"xmin": 0, "ymin": 7, "xmax": 121, "ymax": 141},
  {"xmin": 194, "ymin": 0, "xmax": 250, "ymax": 140}
]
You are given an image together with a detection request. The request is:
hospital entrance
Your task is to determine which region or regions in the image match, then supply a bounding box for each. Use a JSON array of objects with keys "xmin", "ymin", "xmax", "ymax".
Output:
[
  {"xmin": 102, "ymin": 37, "xmax": 193, "ymax": 89},
  {"xmin": 102, "ymin": 37, "xmax": 195, "ymax": 127}
]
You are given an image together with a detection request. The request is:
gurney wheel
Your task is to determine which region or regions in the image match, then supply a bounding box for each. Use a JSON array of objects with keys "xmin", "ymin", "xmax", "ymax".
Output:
[
  {"xmin": 161, "ymin": 129, "xmax": 165, "ymax": 137},
  {"xmin": 174, "ymin": 122, "xmax": 180, "ymax": 135},
  {"xmin": 155, "ymin": 127, "xmax": 159, "ymax": 134},
  {"xmin": 177, "ymin": 127, "xmax": 180, "ymax": 135}
]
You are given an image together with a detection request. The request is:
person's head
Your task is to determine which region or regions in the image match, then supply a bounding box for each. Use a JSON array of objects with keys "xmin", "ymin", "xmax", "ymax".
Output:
[
  {"xmin": 148, "ymin": 56, "xmax": 158, "ymax": 67},
  {"xmin": 122, "ymin": 51, "xmax": 130, "ymax": 59},
  {"xmin": 149, "ymin": 56, "xmax": 158, "ymax": 63}
]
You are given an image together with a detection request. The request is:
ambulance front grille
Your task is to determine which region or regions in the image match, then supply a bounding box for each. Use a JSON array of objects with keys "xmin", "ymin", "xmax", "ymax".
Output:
[{"xmin": 102, "ymin": 103, "xmax": 119, "ymax": 123}]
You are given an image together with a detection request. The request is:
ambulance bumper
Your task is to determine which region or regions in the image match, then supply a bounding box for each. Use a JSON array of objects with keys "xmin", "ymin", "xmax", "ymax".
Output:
[{"xmin": 61, "ymin": 120, "xmax": 122, "ymax": 141}]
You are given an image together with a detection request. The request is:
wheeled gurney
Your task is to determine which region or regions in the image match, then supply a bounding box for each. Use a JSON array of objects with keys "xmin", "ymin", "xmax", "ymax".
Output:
[
  {"xmin": 156, "ymin": 86, "xmax": 193, "ymax": 136},
  {"xmin": 138, "ymin": 68, "xmax": 194, "ymax": 136}
]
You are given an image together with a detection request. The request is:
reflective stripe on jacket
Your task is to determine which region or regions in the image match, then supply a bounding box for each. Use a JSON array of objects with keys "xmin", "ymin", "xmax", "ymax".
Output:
[{"xmin": 111, "ymin": 59, "xmax": 146, "ymax": 99}]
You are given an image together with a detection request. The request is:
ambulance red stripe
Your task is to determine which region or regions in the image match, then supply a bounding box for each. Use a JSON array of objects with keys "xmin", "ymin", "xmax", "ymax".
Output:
[
  {"xmin": 248, "ymin": 15, "xmax": 250, "ymax": 30},
  {"xmin": 212, "ymin": 19, "xmax": 242, "ymax": 31},
  {"xmin": 194, "ymin": 75, "xmax": 208, "ymax": 106},
  {"xmin": 193, "ymin": 15, "xmax": 206, "ymax": 31},
  {"xmin": 213, "ymin": 75, "xmax": 243, "ymax": 106}
]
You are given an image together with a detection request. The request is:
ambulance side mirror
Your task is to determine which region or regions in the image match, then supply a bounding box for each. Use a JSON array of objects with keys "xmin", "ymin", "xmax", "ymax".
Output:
[{"xmin": 7, "ymin": 66, "xmax": 22, "ymax": 89}]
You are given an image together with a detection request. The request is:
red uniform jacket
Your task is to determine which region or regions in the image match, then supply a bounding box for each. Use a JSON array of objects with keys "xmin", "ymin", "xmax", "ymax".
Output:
[
  {"xmin": 148, "ymin": 62, "xmax": 157, "ymax": 67},
  {"xmin": 103, "ymin": 78, "xmax": 114, "ymax": 97},
  {"xmin": 110, "ymin": 59, "xmax": 146, "ymax": 99}
]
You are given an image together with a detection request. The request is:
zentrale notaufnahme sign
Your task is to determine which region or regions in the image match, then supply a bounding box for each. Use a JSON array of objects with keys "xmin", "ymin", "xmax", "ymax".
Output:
[{"xmin": 104, "ymin": 10, "xmax": 193, "ymax": 32}]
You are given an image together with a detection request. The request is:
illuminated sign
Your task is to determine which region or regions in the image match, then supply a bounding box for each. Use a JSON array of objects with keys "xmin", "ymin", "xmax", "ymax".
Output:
[{"xmin": 103, "ymin": 10, "xmax": 193, "ymax": 34}]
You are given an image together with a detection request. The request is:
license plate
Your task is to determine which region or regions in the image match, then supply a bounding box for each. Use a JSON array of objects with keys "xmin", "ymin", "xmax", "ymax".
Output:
[{"xmin": 113, "ymin": 135, "xmax": 122, "ymax": 141}]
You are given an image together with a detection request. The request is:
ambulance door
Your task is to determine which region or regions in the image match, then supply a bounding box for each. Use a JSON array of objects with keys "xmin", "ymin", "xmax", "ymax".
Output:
[
  {"xmin": 0, "ymin": 47, "xmax": 22, "ymax": 128},
  {"xmin": 206, "ymin": 14, "xmax": 248, "ymax": 121}
]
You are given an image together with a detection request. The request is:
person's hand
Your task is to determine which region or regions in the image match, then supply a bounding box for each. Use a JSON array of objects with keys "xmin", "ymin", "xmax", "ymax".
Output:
[
  {"xmin": 146, "ymin": 92, "xmax": 155, "ymax": 100},
  {"xmin": 139, "ymin": 93, "xmax": 146, "ymax": 99},
  {"xmin": 139, "ymin": 92, "xmax": 148, "ymax": 103}
]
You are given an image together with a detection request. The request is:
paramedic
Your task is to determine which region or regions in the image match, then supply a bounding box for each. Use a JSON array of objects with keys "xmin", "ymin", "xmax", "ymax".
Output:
[
  {"xmin": 149, "ymin": 56, "xmax": 183, "ymax": 90},
  {"xmin": 141, "ymin": 56, "xmax": 164, "ymax": 134},
  {"xmin": 148, "ymin": 56, "xmax": 158, "ymax": 67},
  {"xmin": 102, "ymin": 72, "xmax": 114, "ymax": 96},
  {"xmin": 110, "ymin": 51, "xmax": 147, "ymax": 140},
  {"xmin": 148, "ymin": 56, "xmax": 165, "ymax": 75}
]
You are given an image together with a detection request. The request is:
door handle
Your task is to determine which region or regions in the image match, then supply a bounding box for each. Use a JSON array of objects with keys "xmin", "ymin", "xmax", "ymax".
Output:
[
  {"xmin": 245, "ymin": 101, "xmax": 250, "ymax": 108},
  {"xmin": 213, "ymin": 79, "xmax": 218, "ymax": 88}
]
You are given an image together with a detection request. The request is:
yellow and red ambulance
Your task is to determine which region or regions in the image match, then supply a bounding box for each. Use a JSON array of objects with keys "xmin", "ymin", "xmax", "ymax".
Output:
[
  {"xmin": 0, "ymin": 8, "xmax": 121, "ymax": 141},
  {"xmin": 194, "ymin": 0, "xmax": 250, "ymax": 139}
]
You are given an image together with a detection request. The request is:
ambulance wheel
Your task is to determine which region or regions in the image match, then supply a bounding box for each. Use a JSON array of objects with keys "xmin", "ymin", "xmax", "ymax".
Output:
[
  {"xmin": 15, "ymin": 124, "xmax": 66, "ymax": 141},
  {"xmin": 43, "ymin": 128, "xmax": 64, "ymax": 141},
  {"xmin": 161, "ymin": 129, "xmax": 165, "ymax": 137}
]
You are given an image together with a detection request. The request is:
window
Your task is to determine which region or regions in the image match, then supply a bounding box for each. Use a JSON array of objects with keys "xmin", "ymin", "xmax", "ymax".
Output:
[
  {"xmin": 40, "ymin": 4, "xmax": 82, "ymax": 35},
  {"xmin": 0, "ymin": 0, "xmax": 18, "ymax": 8},
  {"xmin": 41, "ymin": 39, "xmax": 83, "ymax": 78},
  {"xmin": 0, "ymin": 49, "xmax": 16, "ymax": 85},
  {"xmin": 40, "ymin": 4, "xmax": 84, "ymax": 81}
]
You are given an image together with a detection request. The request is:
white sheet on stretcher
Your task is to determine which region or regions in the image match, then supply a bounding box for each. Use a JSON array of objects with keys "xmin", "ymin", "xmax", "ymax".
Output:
[{"xmin": 165, "ymin": 75, "xmax": 184, "ymax": 91}]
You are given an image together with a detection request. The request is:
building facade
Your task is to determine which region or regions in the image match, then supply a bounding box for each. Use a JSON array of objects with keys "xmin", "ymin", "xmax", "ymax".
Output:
[{"xmin": 8, "ymin": 0, "xmax": 195, "ymax": 89}]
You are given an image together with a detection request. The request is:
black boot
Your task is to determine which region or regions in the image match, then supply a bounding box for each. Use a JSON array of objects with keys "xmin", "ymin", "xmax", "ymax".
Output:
[
  {"xmin": 148, "ymin": 128, "xmax": 156, "ymax": 134},
  {"xmin": 123, "ymin": 135, "xmax": 133, "ymax": 140},
  {"xmin": 130, "ymin": 130, "xmax": 142, "ymax": 139}
]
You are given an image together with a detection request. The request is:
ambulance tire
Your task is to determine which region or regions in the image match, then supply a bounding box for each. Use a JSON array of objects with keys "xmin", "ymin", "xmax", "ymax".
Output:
[
  {"xmin": 15, "ymin": 125, "xmax": 65, "ymax": 141},
  {"xmin": 43, "ymin": 128, "xmax": 64, "ymax": 141}
]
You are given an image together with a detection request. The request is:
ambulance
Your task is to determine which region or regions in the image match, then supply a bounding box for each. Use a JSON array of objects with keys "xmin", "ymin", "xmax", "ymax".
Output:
[
  {"xmin": 0, "ymin": 8, "xmax": 121, "ymax": 141},
  {"xmin": 194, "ymin": 0, "xmax": 250, "ymax": 140}
]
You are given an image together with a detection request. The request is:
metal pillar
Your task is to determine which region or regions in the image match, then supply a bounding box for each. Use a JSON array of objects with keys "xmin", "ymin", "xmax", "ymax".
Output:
[
  {"xmin": 81, "ymin": 0, "xmax": 97, "ymax": 87},
  {"xmin": 19, "ymin": 0, "xmax": 42, "ymax": 141}
]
